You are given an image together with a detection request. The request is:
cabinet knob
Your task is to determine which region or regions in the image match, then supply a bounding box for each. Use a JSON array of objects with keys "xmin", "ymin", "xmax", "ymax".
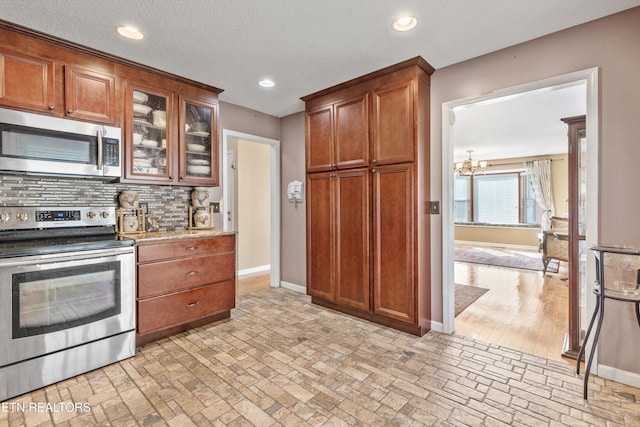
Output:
[
  {"xmin": 67, "ymin": 109, "xmax": 73, "ymax": 114},
  {"xmin": 371, "ymin": 168, "xmax": 376, "ymax": 173},
  {"xmin": 48, "ymin": 105, "xmax": 55, "ymax": 111},
  {"xmin": 372, "ymin": 159, "xmax": 377, "ymax": 163},
  {"xmin": 332, "ymin": 163, "xmax": 336, "ymax": 169}
]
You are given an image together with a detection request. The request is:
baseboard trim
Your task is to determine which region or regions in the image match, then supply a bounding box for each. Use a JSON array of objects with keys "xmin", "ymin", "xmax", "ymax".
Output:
[
  {"xmin": 429, "ymin": 321, "xmax": 444, "ymax": 333},
  {"xmin": 598, "ymin": 364, "xmax": 640, "ymax": 389},
  {"xmin": 238, "ymin": 264, "xmax": 270, "ymax": 277},
  {"xmin": 280, "ymin": 281, "xmax": 306, "ymax": 294},
  {"xmin": 455, "ymin": 240, "xmax": 539, "ymax": 252}
]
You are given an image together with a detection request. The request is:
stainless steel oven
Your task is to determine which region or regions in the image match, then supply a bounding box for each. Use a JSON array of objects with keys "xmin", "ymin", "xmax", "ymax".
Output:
[
  {"xmin": 0, "ymin": 206, "xmax": 135, "ymax": 401},
  {"xmin": 0, "ymin": 107, "xmax": 121, "ymax": 179}
]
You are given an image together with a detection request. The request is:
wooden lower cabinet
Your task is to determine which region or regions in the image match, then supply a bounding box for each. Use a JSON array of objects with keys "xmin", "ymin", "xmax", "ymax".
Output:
[
  {"xmin": 138, "ymin": 281, "xmax": 234, "ymax": 335},
  {"xmin": 135, "ymin": 234, "xmax": 236, "ymax": 346},
  {"xmin": 307, "ymin": 169, "xmax": 370, "ymax": 311},
  {"xmin": 372, "ymin": 163, "xmax": 415, "ymax": 323},
  {"xmin": 309, "ymin": 164, "xmax": 428, "ymax": 336}
]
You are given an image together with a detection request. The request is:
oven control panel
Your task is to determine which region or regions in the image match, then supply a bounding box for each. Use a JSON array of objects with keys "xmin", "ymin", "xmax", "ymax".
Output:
[
  {"xmin": 0, "ymin": 206, "xmax": 115, "ymax": 230},
  {"xmin": 36, "ymin": 210, "xmax": 82, "ymax": 222}
]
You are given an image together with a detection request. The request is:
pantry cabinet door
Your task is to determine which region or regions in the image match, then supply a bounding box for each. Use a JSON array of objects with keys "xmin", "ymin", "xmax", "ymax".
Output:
[
  {"xmin": 334, "ymin": 93, "xmax": 369, "ymax": 170},
  {"xmin": 372, "ymin": 163, "xmax": 415, "ymax": 323},
  {"xmin": 306, "ymin": 104, "xmax": 334, "ymax": 172},
  {"xmin": 372, "ymin": 80, "xmax": 414, "ymax": 165},
  {"xmin": 335, "ymin": 168, "xmax": 370, "ymax": 310},
  {"xmin": 306, "ymin": 172, "xmax": 335, "ymax": 300}
]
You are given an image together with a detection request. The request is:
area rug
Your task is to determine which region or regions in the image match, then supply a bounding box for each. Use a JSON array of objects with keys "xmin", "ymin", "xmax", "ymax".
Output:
[
  {"xmin": 455, "ymin": 284, "xmax": 489, "ymax": 316},
  {"xmin": 454, "ymin": 247, "xmax": 559, "ymax": 273}
]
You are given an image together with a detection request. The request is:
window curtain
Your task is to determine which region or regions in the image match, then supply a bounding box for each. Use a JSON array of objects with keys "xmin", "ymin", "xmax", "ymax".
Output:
[{"xmin": 524, "ymin": 160, "xmax": 555, "ymax": 230}]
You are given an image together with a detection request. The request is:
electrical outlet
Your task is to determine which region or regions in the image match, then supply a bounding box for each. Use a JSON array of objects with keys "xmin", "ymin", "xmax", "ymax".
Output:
[{"xmin": 211, "ymin": 201, "xmax": 220, "ymax": 213}]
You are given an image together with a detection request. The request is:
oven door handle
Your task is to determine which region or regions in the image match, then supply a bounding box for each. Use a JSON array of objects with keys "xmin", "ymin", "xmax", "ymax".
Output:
[{"xmin": 0, "ymin": 246, "xmax": 134, "ymax": 267}]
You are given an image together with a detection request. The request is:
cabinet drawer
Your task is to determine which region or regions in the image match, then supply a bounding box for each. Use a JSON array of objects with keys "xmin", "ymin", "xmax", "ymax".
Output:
[
  {"xmin": 137, "ymin": 235, "xmax": 235, "ymax": 262},
  {"xmin": 138, "ymin": 252, "xmax": 235, "ymax": 298},
  {"xmin": 137, "ymin": 280, "xmax": 234, "ymax": 334}
]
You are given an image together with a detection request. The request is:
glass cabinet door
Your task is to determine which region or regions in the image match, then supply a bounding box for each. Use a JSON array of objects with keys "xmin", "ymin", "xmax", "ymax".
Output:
[
  {"xmin": 126, "ymin": 84, "xmax": 173, "ymax": 182},
  {"xmin": 180, "ymin": 97, "xmax": 218, "ymax": 185}
]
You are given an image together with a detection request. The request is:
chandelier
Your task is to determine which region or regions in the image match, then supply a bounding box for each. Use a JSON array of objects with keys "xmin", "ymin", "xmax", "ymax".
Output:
[{"xmin": 455, "ymin": 150, "xmax": 487, "ymax": 176}]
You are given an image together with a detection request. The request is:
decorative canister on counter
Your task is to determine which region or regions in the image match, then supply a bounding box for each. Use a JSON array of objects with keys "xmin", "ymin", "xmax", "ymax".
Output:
[
  {"xmin": 191, "ymin": 187, "xmax": 210, "ymax": 207},
  {"xmin": 118, "ymin": 190, "xmax": 139, "ymax": 209},
  {"xmin": 193, "ymin": 209, "xmax": 211, "ymax": 228},
  {"xmin": 122, "ymin": 215, "xmax": 139, "ymax": 233}
]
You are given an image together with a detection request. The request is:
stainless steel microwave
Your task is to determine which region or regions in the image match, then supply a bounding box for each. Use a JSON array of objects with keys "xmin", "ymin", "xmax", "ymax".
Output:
[{"xmin": 0, "ymin": 108, "xmax": 121, "ymax": 179}]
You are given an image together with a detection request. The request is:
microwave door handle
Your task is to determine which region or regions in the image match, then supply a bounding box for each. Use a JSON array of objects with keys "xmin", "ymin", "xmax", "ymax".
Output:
[{"xmin": 97, "ymin": 130, "xmax": 103, "ymax": 171}]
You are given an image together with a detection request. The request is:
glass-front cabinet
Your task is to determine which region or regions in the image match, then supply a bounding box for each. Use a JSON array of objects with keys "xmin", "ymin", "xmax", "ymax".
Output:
[
  {"xmin": 124, "ymin": 84, "xmax": 218, "ymax": 186},
  {"xmin": 125, "ymin": 84, "xmax": 174, "ymax": 183},
  {"xmin": 179, "ymin": 96, "xmax": 218, "ymax": 186}
]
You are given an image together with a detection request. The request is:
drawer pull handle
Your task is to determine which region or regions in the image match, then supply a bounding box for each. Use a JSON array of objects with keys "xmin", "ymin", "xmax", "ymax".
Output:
[
  {"xmin": 186, "ymin": 270, "xmax": 198, "ymax": 276},
  {"xmin": 185, "ymin": 301, "xmax": 200, "ymax": 308},
  {"xmin": 186, "ymin": 246, "xmax": 199, "ymax": 251}
]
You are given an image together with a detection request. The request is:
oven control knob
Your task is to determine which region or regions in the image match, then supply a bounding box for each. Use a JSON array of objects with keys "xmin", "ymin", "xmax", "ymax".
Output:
[
  {"xmin": 86, "ymin": 211, "xmax": 96, "ymax": 219},
  {"xmin": 16, "ymin": 211, "xmax": 28, "ymax": 222},
  {"xmin": 100, "ymin": 211, "xmax": 110, "ymax": 219},
  {"xmin": 0, "ymin": 212, "xmax": 10, "ymax": 222}
]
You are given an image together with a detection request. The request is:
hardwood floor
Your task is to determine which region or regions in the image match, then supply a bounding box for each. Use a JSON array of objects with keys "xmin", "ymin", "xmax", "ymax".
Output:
[
  {"xmin": 237, "ymin": 271, "xmax": 271, "ymax": 296},
  {"xmin": 454, "ymin": 257, "xmax": 571, "ymax": 363}
]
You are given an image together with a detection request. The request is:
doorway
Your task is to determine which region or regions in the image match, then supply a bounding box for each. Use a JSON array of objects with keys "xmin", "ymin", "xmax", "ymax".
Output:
[
  {"xmin": 222, "ymin": 130, "xmax": 281, "ymax": 291},
  {"xmin": 441, "ymin": 69, "xmax": 599, "ymax": 362}
]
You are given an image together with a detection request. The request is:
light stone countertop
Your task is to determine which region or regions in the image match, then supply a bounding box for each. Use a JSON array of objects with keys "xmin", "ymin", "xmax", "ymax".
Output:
[{"xmin": 121, "ymin": 229, "xmax": 235, "ymax": 243}]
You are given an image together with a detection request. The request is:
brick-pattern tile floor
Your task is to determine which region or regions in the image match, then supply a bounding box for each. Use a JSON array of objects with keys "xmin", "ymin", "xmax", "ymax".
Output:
[{"xmin": 2, "ymin": 288, "xmax": 640, "ymax": 426}]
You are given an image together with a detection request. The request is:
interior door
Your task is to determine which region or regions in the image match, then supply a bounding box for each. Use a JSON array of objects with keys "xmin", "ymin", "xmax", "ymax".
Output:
[{"xmin": 563, "ymin": 115, "xmax": 587, "ymax": 359}]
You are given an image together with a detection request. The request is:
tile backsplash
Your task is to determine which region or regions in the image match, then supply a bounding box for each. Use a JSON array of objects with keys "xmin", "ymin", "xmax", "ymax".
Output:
[{"xmin": 0, "ymin": 175, "xmax": 195, "ymax": 231}]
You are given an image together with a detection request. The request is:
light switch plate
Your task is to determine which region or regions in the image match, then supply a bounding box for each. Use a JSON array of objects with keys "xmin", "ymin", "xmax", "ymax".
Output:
[
  {"xmin": 211, "ymin": 201, "xmax": 220, "ymax": 213},
  {"xmin": 429, "ymin": 201, "xmax": 440, "ymax": 215}
]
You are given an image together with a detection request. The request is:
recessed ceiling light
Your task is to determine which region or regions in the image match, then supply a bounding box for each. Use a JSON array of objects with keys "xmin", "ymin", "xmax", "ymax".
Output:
[
  {"xmin": 116, "ymin": 25, "xmax": 144, "ymax": 40},
  {"xmin": 392, "ymin": 16, "xmax": 417, "ymax": 32},
  {"xmin": 258, "ymin": 79, "xmax": 275, "ymax": 88}
]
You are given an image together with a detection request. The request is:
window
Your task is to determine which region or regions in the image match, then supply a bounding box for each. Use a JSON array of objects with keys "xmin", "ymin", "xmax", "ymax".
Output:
[
  {"xmin": 454, "ymin": 172, "xmax": 540, "ymax": 225},
  {"xmin": 454, "ymin": 175, "xmax": 470, "ymax": 222}
]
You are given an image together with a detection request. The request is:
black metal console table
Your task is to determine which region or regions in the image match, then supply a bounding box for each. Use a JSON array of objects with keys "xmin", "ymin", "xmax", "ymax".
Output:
[{"xmin": 577, "ymin": 245, "xmax": 640, "ymax": 399}]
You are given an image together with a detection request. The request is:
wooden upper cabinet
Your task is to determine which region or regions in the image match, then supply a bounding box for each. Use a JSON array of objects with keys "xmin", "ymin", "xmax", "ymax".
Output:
[
  {"xmin": 335, "ymin": 94, "xmax": 369, "ymax": 170},
  {"xmin": 372, "ymin": 79, "xmax": 414, "ymax": 165},
  {"xmin": 306, "ymin": 105, "xmax": 334, "ymax": 172},
  {"xmin": 0, "ymin": 50, "xmax": 55, "ymax": 113},
  {"xmin": 124, "ymin": 83, "xmax": 175, "ymax": 183},
  {"xmin": 306, "ymin": 92, "xmax": 369, "ymax": 172},
  {"xmin": 179, "ymin": 96, "xmax": 219, "ymax": 186},
  {"xmin": 64, "ymin": 65, "xmax": 116, "ymax": 124}
]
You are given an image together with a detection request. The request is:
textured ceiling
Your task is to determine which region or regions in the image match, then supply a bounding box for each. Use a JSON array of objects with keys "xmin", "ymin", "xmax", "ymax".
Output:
[
  {"xmin": 1, "ymin": 0, "xmax": 639, "ymax": 118},
  {"xmin": 452, "ymin": 83, "xmax": 586, "ymax": 162}
]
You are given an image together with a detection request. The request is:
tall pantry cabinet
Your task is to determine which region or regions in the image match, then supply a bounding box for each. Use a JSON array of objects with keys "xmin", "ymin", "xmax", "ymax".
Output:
[{"xmin": 302, "ymin": 57, "xmax": 434, "ymax": 336}]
